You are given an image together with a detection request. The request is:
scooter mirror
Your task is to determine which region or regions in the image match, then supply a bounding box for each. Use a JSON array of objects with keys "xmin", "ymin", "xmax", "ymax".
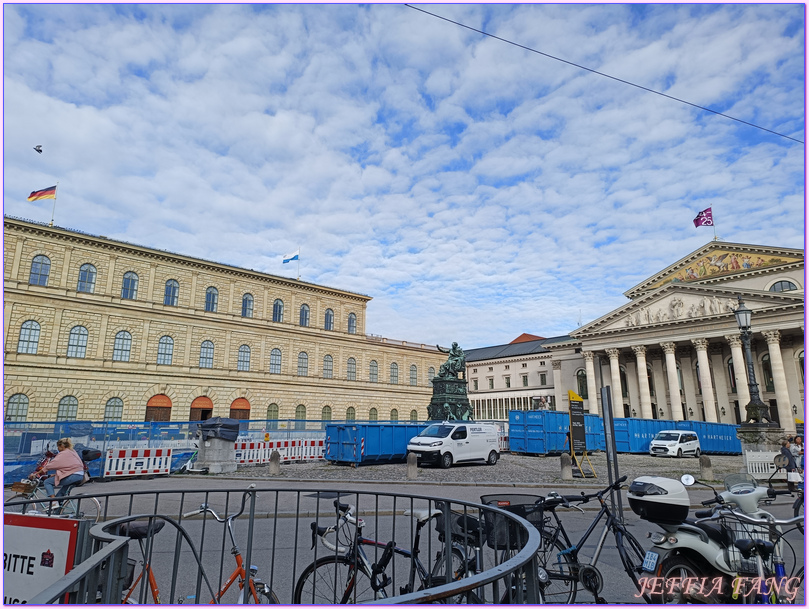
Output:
[
  {"xmin": 680, "ymin": 474, "xmax": 695, "ymax": 486},
  {"xmin": 773, "ymin": 454, "xmax": 788, "ymax": 469}
]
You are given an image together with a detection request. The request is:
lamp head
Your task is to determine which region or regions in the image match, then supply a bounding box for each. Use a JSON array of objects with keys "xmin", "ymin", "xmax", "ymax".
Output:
[{"xmin": 734, "ymin": 295, "xmax": 752, "ymax": 331}]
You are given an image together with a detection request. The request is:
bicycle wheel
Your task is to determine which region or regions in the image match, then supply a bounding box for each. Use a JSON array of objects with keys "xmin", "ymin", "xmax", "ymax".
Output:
[
  {"xmin": 245, "ymin": 580, "xmax": 281, "ymax": 604},
  {"xmin": 791, "ymin": 567, "xmax": 804, "ymax": 605},
  {"xmin": 4, "ymin": 494, "xmax": 34, "ymax": 514},
  {"xmin": 655, "ymin": 554, "xmax": 702, "ymax": 603},
  {"xmin": 794, "ymin": 494, "xmax": 803, "ymax": 534},
  {"xmin": 430, "ymin": 546, "xmax": 467, "ymax": 582},
  {"xmin": 66, "ymin": 495, "xmax": 102, "ymax": 523},
  {"xmin": 616, "ymin": 528, "xmax": 651, "ymax": 603},
  {"xmin": 534, "ymin": 531, "xmax": 577, "ymax": 603},
  {"xmin": 293, "ymin": 556, "xmax": 377, "ymax": 604}
]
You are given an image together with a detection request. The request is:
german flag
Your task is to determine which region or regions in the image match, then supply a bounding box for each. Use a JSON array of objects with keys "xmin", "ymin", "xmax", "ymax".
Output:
[{"xmin": 28, "ymin": 185, "xmax": 57, "ymax": 201}]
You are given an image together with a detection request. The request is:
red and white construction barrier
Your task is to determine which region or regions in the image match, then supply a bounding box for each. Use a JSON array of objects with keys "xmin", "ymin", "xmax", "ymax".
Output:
[
  {"xmin": 234, "ymin": 439, "xmax": 325, "ymax": 464},
  {"xmin": 104, "ymin": 448, "xmax": 172, "ymax": 478}
]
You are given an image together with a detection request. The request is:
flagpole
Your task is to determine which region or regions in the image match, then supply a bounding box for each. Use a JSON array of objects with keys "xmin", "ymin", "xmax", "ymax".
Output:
[
  {"xmin": 49, "ymin": 182, "xmax": 59, "ymax": 227},
  {"xmin": 297, "ymin": 245, "xmax": 301, "ymax": 281}
]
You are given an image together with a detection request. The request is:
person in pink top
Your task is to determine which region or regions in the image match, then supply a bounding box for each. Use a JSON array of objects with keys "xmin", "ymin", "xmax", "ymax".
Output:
[{"xmin": 29, "ymin": 437, "xmax": 84, "ymax": 497}]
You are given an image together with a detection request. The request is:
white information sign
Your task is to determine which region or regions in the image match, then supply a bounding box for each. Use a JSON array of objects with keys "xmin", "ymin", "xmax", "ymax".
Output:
[{"xmin": 3, "ymin": 513, "xmax": 79, "ymax": 604}]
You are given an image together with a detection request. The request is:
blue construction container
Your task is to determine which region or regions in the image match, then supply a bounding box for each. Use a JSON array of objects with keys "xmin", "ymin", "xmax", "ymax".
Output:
[
  {"xmin": 324, "ymin": 423, "xmax": 430, "ymax": 464},
  {"xmin": 508, "ymin": 411, "xmax": 741, "ymax": 456}
]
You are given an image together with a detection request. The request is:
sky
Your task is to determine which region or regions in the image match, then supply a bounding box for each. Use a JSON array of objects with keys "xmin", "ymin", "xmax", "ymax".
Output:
[{"xmin": 3, "ymin": 3, "xmax": 805, "ymax": 349}]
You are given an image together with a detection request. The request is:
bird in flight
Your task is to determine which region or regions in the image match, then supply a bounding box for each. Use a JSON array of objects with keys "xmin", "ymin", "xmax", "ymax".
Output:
[{"xmin": 33, "ymin": 145, "xmax": 43, "ymax": 154}]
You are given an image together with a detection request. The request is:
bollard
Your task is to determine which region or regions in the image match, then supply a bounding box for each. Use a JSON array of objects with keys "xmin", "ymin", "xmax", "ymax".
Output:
[
  {"xmin": 407, "ymin": 452, "xmax": 419, "ymax": 480},
  {"xmin": 560, "ymin": 453, "xmax": 573, "ymax": 481},
  {"xmin": 268, "ymin": 450, "xmax": 282, "ymax": 476},
  {"xmin": 699, "ymin": 454, "xmax": 713, "ymax": 482}
]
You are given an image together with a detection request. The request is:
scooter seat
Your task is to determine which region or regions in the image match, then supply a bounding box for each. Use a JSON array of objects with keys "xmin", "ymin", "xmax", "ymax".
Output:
[{"xmin": 684, "ymin": 518, "xmax": 729, "ymax": 547}]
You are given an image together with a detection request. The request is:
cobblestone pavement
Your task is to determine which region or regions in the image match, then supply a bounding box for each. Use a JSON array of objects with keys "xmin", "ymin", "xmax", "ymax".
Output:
[{"xmin": 232, "ymin": 451, "xmax": 747, "ymax": 487}]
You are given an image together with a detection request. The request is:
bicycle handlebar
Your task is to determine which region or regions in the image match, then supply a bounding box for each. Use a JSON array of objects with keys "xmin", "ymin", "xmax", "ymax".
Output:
[
  {"xmin": 182, "ymin": 484, "xmax": 257, "ymax": 521},
  {"xmin": 312, "ymin": 501, "xmax": 358, "ymax": 553},
  {"xmin": 696, "ymin": 508, "xmax": 803, "ymax": 528}
]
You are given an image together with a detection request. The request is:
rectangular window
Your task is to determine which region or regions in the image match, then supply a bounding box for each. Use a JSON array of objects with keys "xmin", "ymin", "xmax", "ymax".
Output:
[
  {"xmin": 488, "ymin": 378, "xmax": 494, "ymax": 390},
  {"xmin": 521, "ymin": 363, "xmax": 527, "ymax": 368},
  {"xmin": 522, "ymin": 375, "xmax": 528, "ymax": 387},
  {"xmin": 540, "ymin": 361, "xmax": 545, "ymax": 366},
  {"xmin": 473, "ymin": 379, "xmax": 478, "ymax": 391},
  {"xmin": 504, "ymin": 365, "xmax": 509, "ymax": 370},
  {"xmin": 540, "ymin": 373, "xmax": 546, "ymax": 385},
  {"xmin": 505, "ymin": 376, "xmax": 511, "ymax": 388}
]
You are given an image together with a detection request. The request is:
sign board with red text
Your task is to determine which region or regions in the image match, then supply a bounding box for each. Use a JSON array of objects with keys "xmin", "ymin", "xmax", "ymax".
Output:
[{"xmin": 3, "ymin": 513, "xmax": 81, "ymax": 604}]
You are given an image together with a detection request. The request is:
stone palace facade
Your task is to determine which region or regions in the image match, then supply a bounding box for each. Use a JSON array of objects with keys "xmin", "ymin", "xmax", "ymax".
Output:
[
  {"xmin": 3, "ymin": 216, "xmax": 445, "ymax": 424},
  {"xmin": 467, "ymin": 241, "xmax": 805, "ymax": 433}
]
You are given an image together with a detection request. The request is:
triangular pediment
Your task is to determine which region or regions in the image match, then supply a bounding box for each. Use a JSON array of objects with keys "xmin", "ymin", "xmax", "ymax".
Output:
[
  {"xmin": 625, "ymin": 242, "xmax": 804, "ymax": 298},
  {"xmin": 573, "ymin": 283, "xmax": 804, "ymax": 337}
]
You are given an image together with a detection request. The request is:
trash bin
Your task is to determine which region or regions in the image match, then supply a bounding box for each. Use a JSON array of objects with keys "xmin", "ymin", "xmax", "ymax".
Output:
[
  {"xmin": 199, "ymin": 417, "xmax": 240, "ymax": 442},
  {"xmin": 196, "ymin": 417, "xmax": 238, "ymax": 474}
]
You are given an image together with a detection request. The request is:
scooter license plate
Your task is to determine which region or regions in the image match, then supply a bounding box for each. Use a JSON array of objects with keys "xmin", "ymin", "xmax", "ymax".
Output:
[{"xmin": 642, "ymin": 550, "xmax": 659, "ymax": 573}]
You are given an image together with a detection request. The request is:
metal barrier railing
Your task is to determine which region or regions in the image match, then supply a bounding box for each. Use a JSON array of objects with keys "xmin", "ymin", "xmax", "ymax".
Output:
[{"xmin": 12, "ymin": 486, "xmax": 542, "ymax": 604}]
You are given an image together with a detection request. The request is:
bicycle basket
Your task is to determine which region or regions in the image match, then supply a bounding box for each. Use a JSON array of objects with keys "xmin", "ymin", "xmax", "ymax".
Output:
[
  {"xmin": 722, "ymin": 516, "xmax": 775, "ymax": 575},
  {"xmin": 480, "ymin": 494, "xmax": 544, "ymax": 550},
  {"xmin": 11, "ymin": 480, "xmax": 36, "ymax": 493}
]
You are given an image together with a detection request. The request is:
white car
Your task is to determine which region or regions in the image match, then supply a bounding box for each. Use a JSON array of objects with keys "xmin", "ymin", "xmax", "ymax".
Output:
[
  {"xmin": 649, "ymin": 430, "xmax": 701, "ymax": 458},
  {"xmin": 407, "ymin": 422, "xmax": 499, "ymax": 469}
]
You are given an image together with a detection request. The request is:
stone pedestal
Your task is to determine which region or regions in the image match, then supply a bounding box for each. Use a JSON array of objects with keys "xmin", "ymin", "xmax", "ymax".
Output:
[
  {"xmin": 736, "ymin": 423, "xmax": 784, "ymax": 474},
  {"xmin": 196, "ymin": 436, "xmax": 237, "ymax": 474},
  {"xmin": 427, "ymin": 377, "xmax": 472, "ymax": 421}
]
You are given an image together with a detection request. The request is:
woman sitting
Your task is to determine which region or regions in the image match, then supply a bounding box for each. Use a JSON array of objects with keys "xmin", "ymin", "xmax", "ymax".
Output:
[{"xmin": 29, "ymin": 437, "xmax": 84, "ymax": 498}]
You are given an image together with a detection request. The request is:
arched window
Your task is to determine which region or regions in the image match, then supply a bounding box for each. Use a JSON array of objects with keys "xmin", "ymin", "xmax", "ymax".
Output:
[
  {"xmin": 323, "ymin": 355, "xmax": 333, "ymax": 379},
  {"xmin": 29, "ymin": 255, "xmax": 51, "ymax": 286},
  {"xmin": 322, "ymin": 405, "xmax": 332, "ymax": 421},
  {"xmin": 346, "ymin": 407, "xmax": 356, "ymax": 421},
  {"xmin": 299, "ymin": 304, "xmax": 310, "ymax": 327},
  {"xmin": 295, "ymin": 404, "xmax": 306, "ymax": 430},
  {"xmin": 77, "ymin": 263, "xmax": 96, "ymax": 293},
  {"xmin": 369, "ymin": 360, "xmax": 378, "ymax": 383},
  {"xmin": 113, "ymin": 330, "xmax": 132, "ymax": 362},
  {"xmin": 267, "ymin": 403, "xmax": 279, "ymax": 426},
  {"xmin": 57, "ymin": 396, "xmax": 79, "ymax": 420},
  {"xmin": 369, "ymin": 407, "xmax": 378, "ymax": 422},
  {"xmin": 121, "ymin": 272, "xmax": 138, "ymax": 299},
  {"xmin": 727, "ymin": 357, "xmax": 737, "ymax": 393},
  {"xmin": 647, "ymin": 365, "xmax": 655, "ymax": 397},
  {"xmin": 5, "ymin": 394, "xmax": 29, "ymax": 422},
  {"xmin": 270, "ymin": 348, "xmax": 282, "ymax": 374},
  {"xmin": 67, "ymin": 326, "xmax": 88, "ymax": 358},
  {"xmin": 761, "ymin": 354, "xmax": 774, "ymax": 392},
  {"xmin": 242, "ymin": 293, "xmax": 254, "ymax": 318},
  {"xmin": 17, "ymin": 320, "xmax": 41, "ymax": 354},
  {"xmin": 347, "ymin": 313, "xmax": 357, "ymax": 334},
  {"xmin": 237, "ymin": 345, "xmax": 251, "ymax": 371},
  {"xmin": 347, "ymin": 357, "xmax": 357, "ymax": 381},
  {"xmin": 272, "ymin": 299, "xmax": 284, "ymax": 323},
  {"xmin": 324, "ymin": 309, "xmax": 334, "ymax": 331},
  {"xmin": 205, "ymin": 287, "xmax": 218, "ymax": 312},
  {"xmin": 390, "ymin": 362, "xmax": 399, "ymax": 384},
  {"xmin": 770, "ymin": 280, "xmax": 798, "ymax": 292},
  {"xmin": 104, "ymin": 397, "xmax": 124, "ymax": 421},
  {"xmin": 428, "ymin": 367, "xmax": 436, "ymax": 386},
  {"xmin": 410, "ymin": 409, "xmax": 418, "ymax": 422},
  {"xmin": 157, "ymin": 336, "xmax": 174, "ymax": 365},
  {"xmin": 164, "ymin": 279, "xmax": 179, "ymax": 306},
  {"xmin": 390, "ymin": 408, "xmax": 399, "ymax": 422},
  {"xmin": 298, "ymin": 352, "xmax": 309, "ymax": 376},
  {"xmin": 576, "ymin": 369, "xmax": 588, "ymax": 399},
  {"xmin": 199, "ymin": 340, "xmax": 214, "ymax": 368},
  {"xmin": 410, "ymin": 364, "xmax": 418, "ymax": 386}
]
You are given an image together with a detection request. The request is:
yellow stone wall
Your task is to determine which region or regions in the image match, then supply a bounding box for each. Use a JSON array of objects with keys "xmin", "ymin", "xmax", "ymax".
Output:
[{"xmin": 4, "ymin": 217, "xmax": 444, "ymax": 423}]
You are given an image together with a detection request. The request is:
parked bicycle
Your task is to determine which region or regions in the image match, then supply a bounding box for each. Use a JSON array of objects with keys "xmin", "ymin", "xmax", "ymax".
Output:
[
  {"xmin": 293, "ymin": 499, "xmax": 468, "ymax": 603},
  {"xmin": 479, "ymin": 475, "xmax": 649, "ymax": 604},
  {"xmin": 179, "ymin": 486, "xmax": 280, "ymax": 604}
]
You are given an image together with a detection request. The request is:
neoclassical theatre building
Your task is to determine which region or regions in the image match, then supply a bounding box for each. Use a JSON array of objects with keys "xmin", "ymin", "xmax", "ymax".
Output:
[
  {"xmin": 3, "ymin": 216, "xmax": 446, "ymax": 424},
  {"xmin": 467, "ymin": 241, "xmax": 805, "ymax": 433}
]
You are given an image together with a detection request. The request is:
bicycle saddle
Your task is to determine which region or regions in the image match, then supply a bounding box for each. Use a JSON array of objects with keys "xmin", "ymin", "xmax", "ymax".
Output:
[
  {"xmin": 118, "ymin": 519, "xmax": 166, "ymax": 540},
  {"xmin": 734, "ymin": 538, "xmax": 774, "ymax": 561},
  {"xmin": 683, "ymin": 518, "xmax": 730, "ymax": 547}
]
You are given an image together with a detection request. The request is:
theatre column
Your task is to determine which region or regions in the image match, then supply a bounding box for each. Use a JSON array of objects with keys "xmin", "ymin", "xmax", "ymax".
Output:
[
  {"xmin": 660, "ymin": 342, "xmax": 683, "ymax": 420},
  {"xmin": 725, "ymin": 335, "xmax": 751, "ymax": 406},
  {"xmin": 692, "ymin": 338, "xmax": 718, "ymax": 422},
  {"xmin": 763, "ymin": 330, "xmax": 795, "ymax": 432},
  {"xmin": 583, "ymin": 351, "xmax": 600, "ymax": 415},
  {"xmin": 632, "ymin": 345, "xmax": 653, "ymax": 419},
  {"xmin": 552, "ymin": 360, "xmax": 565, "ymax": 412},
  {"xmin": 606, "ymin": 348, "xmax": 623, "ymax": 411}
]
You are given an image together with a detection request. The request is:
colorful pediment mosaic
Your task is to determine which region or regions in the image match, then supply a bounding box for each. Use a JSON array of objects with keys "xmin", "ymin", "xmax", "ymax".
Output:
[{"xmin": 648, "ymin": 250, "xmax": 803, "ymax": 291}]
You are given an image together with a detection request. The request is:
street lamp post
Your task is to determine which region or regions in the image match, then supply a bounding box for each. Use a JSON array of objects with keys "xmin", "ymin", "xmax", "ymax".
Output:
[{"xmin": 733, "ymin": 295, "xmax": 772, "ymax": 425}]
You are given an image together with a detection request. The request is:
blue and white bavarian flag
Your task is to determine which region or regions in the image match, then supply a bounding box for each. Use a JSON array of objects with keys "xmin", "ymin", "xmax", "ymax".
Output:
[{"xmin": 283, "ymin": 249, "xmax": 300, "ymax": 264}]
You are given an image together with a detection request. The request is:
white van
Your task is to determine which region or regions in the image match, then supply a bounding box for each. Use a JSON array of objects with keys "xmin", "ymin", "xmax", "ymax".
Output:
[
  {"xmin": 407, "ymin": 422, "xmax": 499, "ymax": 469},
  {"xmin": 649, "ymin": 429, "xmax": 701, "ymax": 458}
]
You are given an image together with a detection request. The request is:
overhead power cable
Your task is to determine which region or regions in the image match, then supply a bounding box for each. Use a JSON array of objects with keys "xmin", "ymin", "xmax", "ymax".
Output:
[{"xmin": 405, "ymin": 4, "xmax": 803, "ymax": 145}]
